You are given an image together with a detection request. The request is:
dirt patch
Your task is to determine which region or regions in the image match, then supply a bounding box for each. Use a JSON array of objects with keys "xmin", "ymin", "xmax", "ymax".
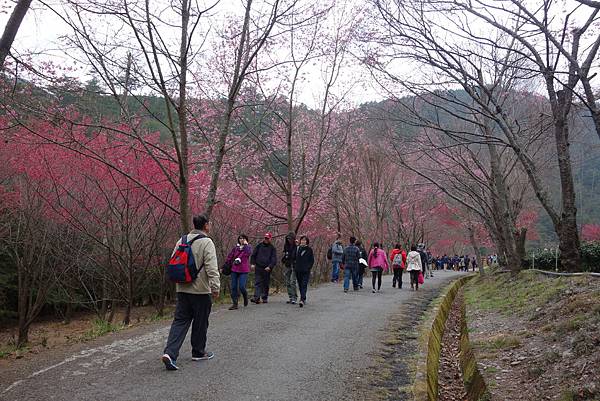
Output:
[
  {"xmin": 465, "ymin": 272, "xmax": 600, "ymax": 401},
  {"xmin": 438, "ymin": 291, "xmax": 468, "ymax": 401},
  {"xmin": 0, "ymin": 305, "xmax": 174, "ymax": 360}
]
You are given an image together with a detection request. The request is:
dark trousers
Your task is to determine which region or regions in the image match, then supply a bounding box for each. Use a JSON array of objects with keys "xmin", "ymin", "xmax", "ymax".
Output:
[
  {"xmin": 357, "ymin": 266, "xmax": 365, "ymax": 287},
  {"xmin": 372, "ymin": 269, "xmax": 383, "ymax": 290},
  {"xmin": 392, "ymin": 268, "xmax": 403, "ymax": 288},
  {"xmin": 164, "ymin": 292, "xmax": 212, "ymax": 360},
  {"xmin": 295, "ymin": 270, "xmax": 310, "ymax": 302},
  {"xmin": 410, "ymin": 270, "xmax": 420, "ymax": 289},
  {"xmin": 253, "ymin": 267, "xmax": 271, "ymax": 301}
]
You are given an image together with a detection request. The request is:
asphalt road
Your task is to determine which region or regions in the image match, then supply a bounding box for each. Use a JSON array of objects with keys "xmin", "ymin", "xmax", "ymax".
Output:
[{"xmin": 1, "ymin": 270, "xmax": 463, "ymax": 401}]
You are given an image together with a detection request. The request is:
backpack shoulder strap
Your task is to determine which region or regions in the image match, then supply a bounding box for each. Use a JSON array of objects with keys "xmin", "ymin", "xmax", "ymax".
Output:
[{"xmin": 188, "ymin": 234, "xmax": 206, "ymax": 244}]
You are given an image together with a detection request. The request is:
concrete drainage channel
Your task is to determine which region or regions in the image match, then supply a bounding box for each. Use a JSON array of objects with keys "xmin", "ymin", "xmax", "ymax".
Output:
[{"xmin": 412, "ymin": 275, "xmax": 488, "ymax": 401}]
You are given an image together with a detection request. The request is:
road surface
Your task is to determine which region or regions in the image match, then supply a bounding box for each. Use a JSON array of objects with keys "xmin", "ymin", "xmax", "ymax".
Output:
[{"xmin": 0, "ymin": 270, "xmax": 463, "ymax": 401}]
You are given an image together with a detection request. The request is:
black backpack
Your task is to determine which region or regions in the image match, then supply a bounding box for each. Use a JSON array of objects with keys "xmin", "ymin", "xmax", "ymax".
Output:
[{"xmin": 327, "ymin": 246, "xmax": 333, "ymax": 260}]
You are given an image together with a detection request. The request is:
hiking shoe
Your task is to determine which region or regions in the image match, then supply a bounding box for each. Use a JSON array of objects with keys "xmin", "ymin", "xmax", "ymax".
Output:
[
  {"xmin": 299, "ymin": 301, "xmax": 304, "ymax": 308},
  {"xmin": 262, "ymin": 299, "xmax": 268, "ymax": 304},
  {"xmin": 162, "ymin": 354, "xmax": 178, "ymax": 371},
  {"xmin": 192, "ymin": 351, "xmax": 214, "ymax": 361},
  {"xmin": 291, "ymin": 300, "xmax": 296, "ymax": 304},
  {"xmin": 228, "ymin": 304, "xmax": 238, "ymax": 310},
  {"xmin": 286, "ymin": 300, "xmax": 292, "ymax": 304},
  {"xmin": 372, "ymin": 289, "xmax": 376, "ymax": 293},
  {"xmin": 344, "ymin": 289, "xmax": 348, "ymax": 293}
]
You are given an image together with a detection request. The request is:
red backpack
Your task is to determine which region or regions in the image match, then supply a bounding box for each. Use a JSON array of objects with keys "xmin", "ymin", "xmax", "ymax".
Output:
[{"xmin": 167, "ymin": 234, "xmax": 206, "ymax": 283}]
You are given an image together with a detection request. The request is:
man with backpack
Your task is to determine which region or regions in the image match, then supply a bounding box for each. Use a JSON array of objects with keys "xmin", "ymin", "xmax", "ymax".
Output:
[
  {"xmin": 251, "ymin": 233, "xmax": 277, "ymax": 304},
  {"xmin": 390, "ymin": 244, "xmax": 407, "ymax": 288},
  {"xmin": 162, "ymin": 214, "xmax": 220, "ymax": 371}
]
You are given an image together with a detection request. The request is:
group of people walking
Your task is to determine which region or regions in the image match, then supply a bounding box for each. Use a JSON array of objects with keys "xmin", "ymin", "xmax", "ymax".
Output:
[
  {"xmin": 328, "ymin": 239, "xmax": 432, "ymax": 292},
  {"xmin": 432, "ymin": 254, "xmax": 478, "ymax": 272},
  {"xmin": 160, "ymin": 213, "xmax": 461, "ymax": 372},
  {"xmin": 161, "ymin": 215, "xmax": 318, "ymax": 371},
  {"xmin": 224, "ymin": 231, "xmax": 315, "ymax": 308}
]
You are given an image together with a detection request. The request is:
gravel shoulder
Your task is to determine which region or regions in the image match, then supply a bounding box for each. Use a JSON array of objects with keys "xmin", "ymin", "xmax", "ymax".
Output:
[{"xmin": 1, "ymin": 270, "xmax": 463, "ymax": 401}]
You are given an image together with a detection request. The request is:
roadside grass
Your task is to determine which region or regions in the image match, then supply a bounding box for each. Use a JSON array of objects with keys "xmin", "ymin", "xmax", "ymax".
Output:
[
  {"xmin": 464, "ymin": 271, "xmax": 567, "ymax": 316},
  {"xmin": 0, "ymin": 343, "xmax": 29, "ymax": 359},
  {"xmin": 81, "ymin": 318, "xmax": 124, "ymax": 341},
  {"xmin": 465, "ymin": 271, "xmax": 600, "ymax": 400},
  {"xmin": 472, "ymin": 334, "xmax": 521, "ymax": 351}
]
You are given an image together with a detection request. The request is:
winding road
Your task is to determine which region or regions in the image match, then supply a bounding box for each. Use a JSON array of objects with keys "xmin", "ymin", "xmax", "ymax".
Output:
[{"xmin": 0, "ymin": 270, "xmax": 463, "ymax": 401}]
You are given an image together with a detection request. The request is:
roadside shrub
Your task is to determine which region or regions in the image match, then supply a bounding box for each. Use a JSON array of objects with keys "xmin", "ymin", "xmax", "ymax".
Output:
[{"xmin": 525, "ymin": 241, "xmax": 600, "ymax": 272}]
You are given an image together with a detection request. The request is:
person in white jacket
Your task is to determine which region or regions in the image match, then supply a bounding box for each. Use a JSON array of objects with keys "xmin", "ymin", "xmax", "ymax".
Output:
[{"xmin": 406, "ymin": 245, "xmax": 422, "ymax": 291}]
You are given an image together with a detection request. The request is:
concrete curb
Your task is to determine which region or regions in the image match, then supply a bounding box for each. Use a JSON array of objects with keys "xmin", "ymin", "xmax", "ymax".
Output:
[
  {"xmin": 412, "ymin": 275, "xmax": 479, "ymax": 401},
  {"xmin": 528, "ymin": 269, "xmax": 600, "ymax": 278}
]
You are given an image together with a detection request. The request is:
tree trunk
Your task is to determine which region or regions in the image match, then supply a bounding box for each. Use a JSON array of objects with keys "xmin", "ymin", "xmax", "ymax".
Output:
[
  {"xmin": 17, "ymin": 265, "xmax": 29, "ymax": 347},
  {"xmin": 124, "ymin": 265, "xmax": 134, "ymax": 325},
  {"xmin": 514, "ymin": 227, "xmax": 527, "ymax": 268},
  {"xmin": 553, "ymin": 91, "xmax": 581, "ymax": 272},
  {"xmin": 177, "ymin": 0, "xmax": 191, "ymax": 232},
  {"xmin": 467, "ymin": 225, "xmax": 484, "ymax": 275},
  {"xmin": 0, "ymin": 0, "xmax": 33, "ymax": 68},
  {"xmin": 205, "ymin": 0, "xmax": 253, "ymax": 219},
  {"xmin": 107, "ymin": 300, "xmax": 117, "ymax": 323}
]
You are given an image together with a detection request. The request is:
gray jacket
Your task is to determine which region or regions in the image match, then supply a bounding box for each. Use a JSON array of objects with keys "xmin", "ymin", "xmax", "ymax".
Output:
[{"xmin": 331, "ymin": 242, "xmax": 344, "ymax": 263}]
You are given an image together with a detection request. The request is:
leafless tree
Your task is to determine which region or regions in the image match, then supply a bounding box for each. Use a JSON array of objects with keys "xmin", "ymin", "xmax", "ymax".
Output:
[
  {"xmin": 0, "ymin": 0, "xmax": 33, "ymax": 68},
  {"xmin": 366, "ymin": 0, "xmax": 597, "ymax": 271}
]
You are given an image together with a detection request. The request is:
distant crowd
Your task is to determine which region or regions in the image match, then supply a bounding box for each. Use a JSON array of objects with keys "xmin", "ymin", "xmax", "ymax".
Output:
[{"xmin": 159, "ymin": 213, "xmax": 483, "ymax": 371}]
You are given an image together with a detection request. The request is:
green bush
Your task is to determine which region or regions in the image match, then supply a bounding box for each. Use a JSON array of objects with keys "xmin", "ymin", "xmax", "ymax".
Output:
[{"xmin": 525, "ymin": 241, "xmax": 600, "ymax": 272}]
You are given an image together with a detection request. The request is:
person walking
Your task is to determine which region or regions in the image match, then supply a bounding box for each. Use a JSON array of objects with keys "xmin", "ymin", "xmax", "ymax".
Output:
[
  {"xmin": 250, "ymin": 233, "xmax": 277, "ymax": 304},
  {"xmin": 356, "ymin": 240, "xmax": 368, "ymax": 289},
  {"xmin": 471, "ymin": 255, "xmax": 478, "ymax": 272},
  {"xmin": 427, "ymin": 250, "xmax": 434, "ymax": 277},
  {"xmin": 406, "ymin": 245, "xmax": 422, "ymax": 291},
  {"xmin": 342, "ymin": 236, "xmax": 361, "ymax": 292},
  {"xmin": 294, "ymin": 235, "xmax": 314, "ymax": 307},
  {"xmin": 281, "ymin": 232, "xmax": 298, "ymax": 305},
  {"xmin": 224, "ymin": 234, "xmax": 252, "ymax": 310},
  {"xmin": 417, "ymin": 244, "xmax": 428, "ymax": 278},
  {"xmin": 330, "ymin": 239, "xmax": 344, "ymax": 283},
  {"xmin": 389, "ymin": 244, "xmax": 406, "ymax": 289},
  {"xmin": 162, "ymin": 214, "xmax": 220, "ymax": 371},
  {"xmin": 368, "ymin": 242, "xmax": 389, "ymax": 293}
]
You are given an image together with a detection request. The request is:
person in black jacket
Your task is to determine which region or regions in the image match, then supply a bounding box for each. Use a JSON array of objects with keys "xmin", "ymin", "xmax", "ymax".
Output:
[
  {"xmin": 294, "ymin": 235, "xmax": 314, "ymax": 307},
  {"xmin": 281, "ymin": 232, "xmax": 298, "ymax": 304},
  {"xmin": 417, "ymin": 243, "xmax": 428, "ymax": 278},
  {"xmin": 250, "ymin": 233, "xmax": 277, "ymax": 304},
  {"xmin": 356, "ymin": 240, "xmax": 368, "ymax": 289}
]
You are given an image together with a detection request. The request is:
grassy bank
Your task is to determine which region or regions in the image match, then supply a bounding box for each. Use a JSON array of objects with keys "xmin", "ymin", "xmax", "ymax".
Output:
[{"xmin": 464, "ymin": 271, "xmax": 600, "ymax": 401}]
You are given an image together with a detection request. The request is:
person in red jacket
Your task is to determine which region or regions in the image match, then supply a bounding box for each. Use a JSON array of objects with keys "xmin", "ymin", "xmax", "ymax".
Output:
[{"xmin": 389, "ymin": 243, "xmax": 407, "ymax": 289}]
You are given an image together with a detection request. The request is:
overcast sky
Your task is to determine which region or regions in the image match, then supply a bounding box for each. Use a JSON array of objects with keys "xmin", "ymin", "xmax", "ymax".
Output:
[{"xmin": 0, "ymin": 0, "xmax": 385, "ymax": 108}]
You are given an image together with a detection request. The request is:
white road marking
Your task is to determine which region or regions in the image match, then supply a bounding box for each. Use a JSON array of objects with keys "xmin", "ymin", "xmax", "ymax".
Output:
[{"xmin": 1, "ymin": 326, "xmax": 169, "ymax": 395}]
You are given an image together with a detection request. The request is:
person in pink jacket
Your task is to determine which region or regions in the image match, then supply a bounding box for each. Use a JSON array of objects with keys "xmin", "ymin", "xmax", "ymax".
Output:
[
  {"xmin": 368, "ymin": 242, "xmax": 389, "ymax": 293},
  {"xmin": 224, "ymin": 234, "xmax": 252, "ymax": 310}
]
